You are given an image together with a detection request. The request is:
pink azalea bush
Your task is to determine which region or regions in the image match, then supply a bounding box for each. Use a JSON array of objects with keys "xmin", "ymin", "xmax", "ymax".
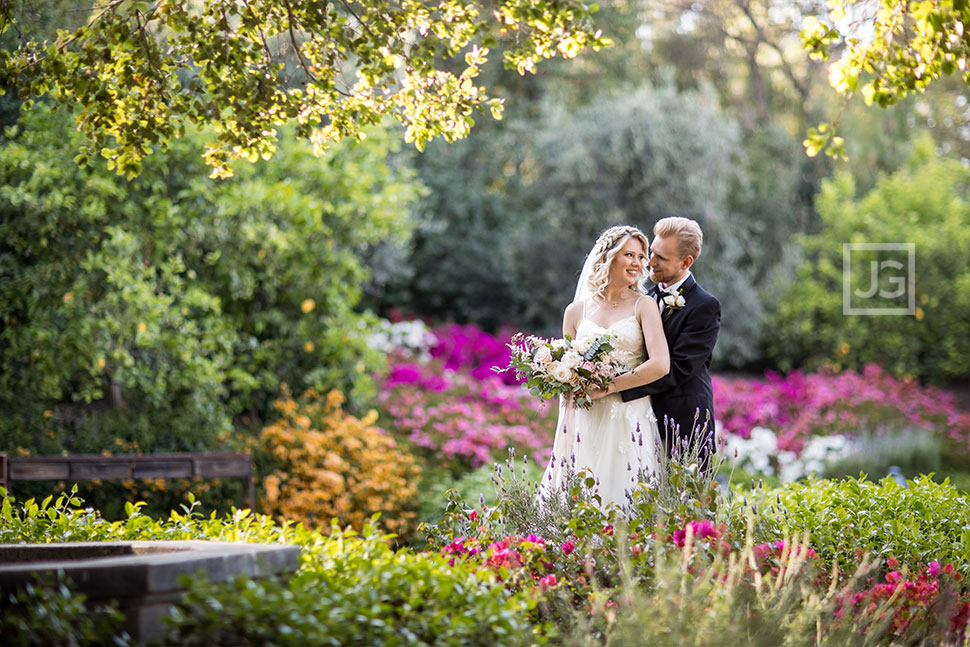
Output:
[
  {"xmin": 378, "ymin": 323, "xmax": 554, "ymax": 470},
  {"xmin": 714, "ymin": 365, "xmax": 970, "ymax": 452},
  {"xmin": 841, "ymin": 559, "xmax": 970, "ymax": 640},
  {"xmin": 428, "ymin": 323, "xmax": 522, "ymax": 385}
]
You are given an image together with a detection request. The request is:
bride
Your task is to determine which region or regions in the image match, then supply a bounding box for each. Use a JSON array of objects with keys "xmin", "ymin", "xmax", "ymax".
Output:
[{"xmin": 539, "ymin": 226, "xmax": 669, "ymax": 512}]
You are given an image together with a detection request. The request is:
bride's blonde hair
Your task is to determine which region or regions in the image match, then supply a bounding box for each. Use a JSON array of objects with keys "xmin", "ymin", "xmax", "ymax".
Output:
[{"xmin": 585, "ymin": 225, "xmax": 649, "ymax": 302}]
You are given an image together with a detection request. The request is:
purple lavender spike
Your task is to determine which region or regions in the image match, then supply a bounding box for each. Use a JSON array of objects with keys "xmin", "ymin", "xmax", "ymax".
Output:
[
  {"xmin": 626, "ymin": 461, "xmax": 632, "ymax": 471},
  {"xmin": 576, "ymin": 429, "xmax": 581, "ymax": 443},
  {"xmin": 630, "ymin": 430, "xmax": 636, "ymax": 443},
  {"xmin": 595, "ymin": 477, "xmax": 600, "ymax": 486},
  {"xmin": 548, "ymin": 471, "xmax": 553, "ymax": 481},
  {"xmin": 638, "ymin": 431, "xmax": 643, "ymax": 447}
]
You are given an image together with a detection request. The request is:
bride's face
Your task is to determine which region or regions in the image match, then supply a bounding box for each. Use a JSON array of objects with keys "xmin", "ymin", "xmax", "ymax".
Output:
[{"xmin": 609, "ymin": 237, "xmax": 647, "ymax": 288}]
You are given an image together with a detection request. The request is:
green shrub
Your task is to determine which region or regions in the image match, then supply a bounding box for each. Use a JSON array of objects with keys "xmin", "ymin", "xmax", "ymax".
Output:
[
  {"xmin": 765, "ymin": 135, "xmax": 970, "ymax": 384},
  {"xmin": 0, "ymin": 576, "xmax": 131, "ymax": 647},
  {"xmin": 1, "ymin": 487, "xmax": 540, "ymax": 646},
  {"xmin": 0, "ymin": 103, "xmax": 420, "ymax": 458},
  {"xmin": 734, "ymin": 474, "xmax": 970, "ymax": 577},
  {"xmin": 163, "ymin": 523, "xmax": 541, "ymax": 647}
]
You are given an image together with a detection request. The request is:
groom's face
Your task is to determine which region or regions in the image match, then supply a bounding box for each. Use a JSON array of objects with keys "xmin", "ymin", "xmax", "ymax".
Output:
[{"xmin": 648, "ymin": 235, "xmax": 692, "ymax": 286}]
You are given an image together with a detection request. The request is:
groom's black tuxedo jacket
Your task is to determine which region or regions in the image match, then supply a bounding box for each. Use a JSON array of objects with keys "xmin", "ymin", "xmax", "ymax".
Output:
[{"xmin": 621, "ymin": 274, "xmax": 720, "ymax": 441}]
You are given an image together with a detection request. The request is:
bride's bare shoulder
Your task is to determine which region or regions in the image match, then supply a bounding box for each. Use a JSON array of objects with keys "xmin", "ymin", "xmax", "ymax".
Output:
[
  {"xmin": 563, "ymin": 299, "xmax": 586, "ymax": 330},
  {"xmin": 564, "ymin": 299, "xmax": 585, "ymax": 317},
  {"xmin": 635, "ymin": 293, "xmax": 661, "ymax": 319}
]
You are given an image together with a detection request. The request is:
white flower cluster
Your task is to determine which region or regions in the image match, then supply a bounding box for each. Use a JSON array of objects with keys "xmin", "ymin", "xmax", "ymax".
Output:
[
  {"xmin": 368, "ymin": 318, "xmax": 437, "ymax": 360},
  {"xmin": 527, "ymin": 334, "xmax": 616, "ymax": 388},
  {"xmin": 662, "ymin": 292, "xmax": 686, "ymax": 309},
  {"xmin": 721, "ymin": 427, "xmax": 848, "ymax": 482}
]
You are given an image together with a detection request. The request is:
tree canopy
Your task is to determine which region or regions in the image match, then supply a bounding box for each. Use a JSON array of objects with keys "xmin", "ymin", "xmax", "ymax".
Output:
[
  {"xmin": 0, "ymin": 0, "xmax": 609, "ymax": 178},
  {"xmin": 802, "ymin": 0, "xmax": 970, "ymax": 157},
  {"xmin": 0, "ymin": 104, "xmax": 420, "ymax": 454}
]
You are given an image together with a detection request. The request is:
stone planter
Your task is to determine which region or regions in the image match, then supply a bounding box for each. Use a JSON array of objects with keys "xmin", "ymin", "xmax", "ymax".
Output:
[{"xmin": 0, "ymin": 541, "xmax": 301, "ymax": 642}]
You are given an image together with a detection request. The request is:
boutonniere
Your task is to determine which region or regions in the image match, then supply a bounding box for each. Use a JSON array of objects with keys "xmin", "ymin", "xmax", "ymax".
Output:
[{"xmin": 662, "ymin": 289, "xmax": 686, "ymax": 312}]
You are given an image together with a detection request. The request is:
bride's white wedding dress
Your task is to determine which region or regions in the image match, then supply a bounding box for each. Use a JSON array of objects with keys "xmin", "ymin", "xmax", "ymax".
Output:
[{"xmin": 539, "ymin": 309, "xmax": 660, "ymax": 512}]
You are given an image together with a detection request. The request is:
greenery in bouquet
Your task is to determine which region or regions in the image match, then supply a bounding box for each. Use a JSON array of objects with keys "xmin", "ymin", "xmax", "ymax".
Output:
[{"xmin": 497, "ymin": 333, "xmax": 618, "ymax": 409}]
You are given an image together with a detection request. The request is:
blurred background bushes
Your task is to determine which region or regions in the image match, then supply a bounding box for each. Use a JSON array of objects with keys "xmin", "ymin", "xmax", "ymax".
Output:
[
  {"xmin": 765, "ymin": 136, "xmax": 970, "ymax": 384},
  {"xmin": 0, "ymin": 105, "xmax": 419, "ymax": 457}
]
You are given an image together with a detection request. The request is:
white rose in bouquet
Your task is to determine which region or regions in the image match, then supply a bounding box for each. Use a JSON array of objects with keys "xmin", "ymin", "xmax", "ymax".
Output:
[
  {"xmin": 560, "ymin": 350, "xmax": 582, "ymax": 369},
  {"xmin": 549, "ymin": 361, "xmax": 572, "ymax": 383},
  {"xmin": 533, "ymin": 345, "xmax": 553, "ymax": 366},
  {"xmin": 572, "ymin": 335, "xmax": 595, "ymax": 355},
  {"xmin": 550, "ymin": 338, "xmax": 568, "ymax": 351}
]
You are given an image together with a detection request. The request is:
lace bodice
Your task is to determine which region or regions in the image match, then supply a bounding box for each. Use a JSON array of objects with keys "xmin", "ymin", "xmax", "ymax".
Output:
[{"xmin": 576, "ymin": 315, "xmax": 646, "ymax": 372}]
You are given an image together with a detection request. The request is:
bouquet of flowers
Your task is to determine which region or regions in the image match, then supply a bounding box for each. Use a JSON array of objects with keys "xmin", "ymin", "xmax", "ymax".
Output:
[{"xmin": 495, "ymin": 332, "xmax": 619, "ymax": 409}]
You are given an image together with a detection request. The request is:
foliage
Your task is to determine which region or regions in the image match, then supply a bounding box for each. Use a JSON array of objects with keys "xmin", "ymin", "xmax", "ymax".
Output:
[
  {"xmin": 0, "ymin": 0, "xmax": 609, "ymax": 177},
  {"xmin": 416, "ymin": 459, "xmax": 546, "ymax": 527},
  {"xmin": 0, "ymin": 575, "xmax": 131, "ymax": 647},
  {"xmin": 640, "ymin": 1, "xmax": 831, "ymax": 129},
  {"xmin": 714, "ymin": 364, "xmax": 970, "ymax": 452},
  {"xmin": 802, "ymin": 0, "xmax": 970, "ymax": 157},
  {"xmin": 764, "ymin": 138, "xmax": 970, "ymax": 384},
  {"xmin": 0, "ymin": 104, "xmax": 418, "ymax": 456},
  {"xmin": 162, "ymin": 522, "xmax": 541, "ymax": 647},
  {"xmin": 427, "ymin": 454, "xmax": 970, "ymax": 645},
  {"xmin": 0, "ymin": 487, "xmax": 540, "ymax": 647},
  {"xmin": 567, "ymin": 540, "xmax": 968, "ymax": 647},
  {"xmin": 735, "ymin": 474, "xmax": 970, "ymax": 581},
  {"xmin": 6, "ymin": 467, "xmax": 970, "ymax": 646},
  {"xmin": 261, "ymin": 389, "xmax": 421, "ymax": 536},
  {"xmin": 375, "ymin": 82, "xmax": 798, "ymax": 368}
]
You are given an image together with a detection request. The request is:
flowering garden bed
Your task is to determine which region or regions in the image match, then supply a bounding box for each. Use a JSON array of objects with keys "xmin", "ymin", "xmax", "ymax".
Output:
[{"xmin": 8, "ymin": 319, "xmax": 966, "ymax": 645}]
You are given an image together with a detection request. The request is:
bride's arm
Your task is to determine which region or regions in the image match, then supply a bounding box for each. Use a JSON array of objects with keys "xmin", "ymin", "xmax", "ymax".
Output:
[{"xmin": 593, "ymin": 299, "xmax": 669, "ymax": 397}]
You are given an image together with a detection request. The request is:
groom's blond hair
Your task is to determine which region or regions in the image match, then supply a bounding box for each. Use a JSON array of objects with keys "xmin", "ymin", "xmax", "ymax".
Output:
[{"xmin": 654, "ymin": 217, "xmax": 703, "ymax": 261}]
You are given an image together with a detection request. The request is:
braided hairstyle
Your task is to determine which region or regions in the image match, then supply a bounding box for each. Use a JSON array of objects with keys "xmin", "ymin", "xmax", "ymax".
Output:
[{"xmin": 584, "ymin": 225, "xmax": 649, "ymax": 303}]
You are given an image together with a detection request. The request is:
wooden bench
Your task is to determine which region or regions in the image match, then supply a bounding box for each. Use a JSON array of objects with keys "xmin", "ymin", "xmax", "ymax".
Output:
[{"xmin": 0, "ymin": 452, "xmax": 255, "ymax": 510}]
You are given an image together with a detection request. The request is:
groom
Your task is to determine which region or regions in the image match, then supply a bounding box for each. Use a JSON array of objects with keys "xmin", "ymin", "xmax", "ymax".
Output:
[{"xmin": 620, "ymin": 217, "xmax": 721, "ymax": 468}]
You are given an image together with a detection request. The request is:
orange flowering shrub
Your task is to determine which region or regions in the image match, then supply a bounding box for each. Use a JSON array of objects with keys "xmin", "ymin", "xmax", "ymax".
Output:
[{"xmin": 261, "ymin": 389, "xmax": 421, "ymax": 535}]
